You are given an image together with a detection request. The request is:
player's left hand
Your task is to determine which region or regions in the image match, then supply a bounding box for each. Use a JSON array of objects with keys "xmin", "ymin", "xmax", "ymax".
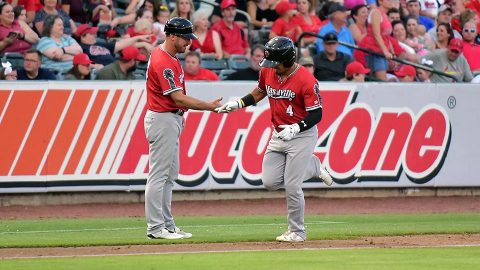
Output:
[{"xmin": 277, "ymin": 124, "xmax": 300, "ymax": 141}]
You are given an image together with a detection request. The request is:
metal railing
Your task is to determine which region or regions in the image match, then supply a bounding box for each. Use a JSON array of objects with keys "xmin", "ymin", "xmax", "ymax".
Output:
[{"xmin": 297, "ymin": 32, "xmax": 459, "ymax": 82}]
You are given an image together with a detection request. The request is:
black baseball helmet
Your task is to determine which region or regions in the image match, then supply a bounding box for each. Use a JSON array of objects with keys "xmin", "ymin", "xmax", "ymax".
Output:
[
  {"xmin": 260, "ymin": 36, "xmax": 296, "ymax": 68},
  {"xmin": 164, "ymin": 17, "xmax": 197, "ymax": 40}
]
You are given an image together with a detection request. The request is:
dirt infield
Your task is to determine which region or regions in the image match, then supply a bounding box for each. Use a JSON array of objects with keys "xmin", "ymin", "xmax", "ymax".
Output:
[{"xmin": 1, "ymin": 196, "xmax": 479, "ymax": 258}]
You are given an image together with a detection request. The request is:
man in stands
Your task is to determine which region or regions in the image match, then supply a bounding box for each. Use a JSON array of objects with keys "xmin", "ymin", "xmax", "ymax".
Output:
[
  {"xmin": 183, "ymin": 51, "xmax": 220, "ymax": 81},
  {"xmin": 96, "ymin": 46, "xmax": 146, "ymax": 80},
  {"xmin": 211, "ymin": 0, "xmax": 250, "ymax": 59},
  {"xmin": 313, "ymin": 32, "xmax": 352, "ymax": 81},
  {"xmin": 422, "ymin": 38, "xmax": 473, "ymax": 82},
  {"xmin": 226, "ymin": 44, "xmax": 264, "ymax": 80},
  {"xmin": 17, "ymin": 49, "xmax": 56, "ymax": 80}
]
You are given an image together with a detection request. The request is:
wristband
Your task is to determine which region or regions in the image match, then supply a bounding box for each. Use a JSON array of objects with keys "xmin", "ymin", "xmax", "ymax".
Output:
[{"xmin": 240, "ymin": 94, "xmax": 255, "ymax": 108}]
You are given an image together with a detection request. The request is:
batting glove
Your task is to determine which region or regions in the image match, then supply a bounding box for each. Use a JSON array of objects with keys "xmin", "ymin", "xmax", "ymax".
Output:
[
  {"xmin": 214, "ymin": 100, "xmax": 242, "ymax": 113},
  {"xmin": 277, "ymin": 124, "xmax": 300, "ymax": 141}
]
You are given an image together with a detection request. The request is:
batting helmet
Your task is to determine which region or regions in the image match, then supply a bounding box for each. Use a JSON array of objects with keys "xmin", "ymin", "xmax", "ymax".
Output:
[
  {"xmin": 164, "ymin": 17, "xmax": 197, "ymax": 40},
  {"xmin": 260, "ymin": 36, "xmax": 296, "ymax": 68}
]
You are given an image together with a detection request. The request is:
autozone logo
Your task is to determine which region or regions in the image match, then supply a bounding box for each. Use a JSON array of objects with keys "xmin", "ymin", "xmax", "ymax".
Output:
[{"xmin": 119, "ymin": 90, "xmax": 450, "ymax": 186}]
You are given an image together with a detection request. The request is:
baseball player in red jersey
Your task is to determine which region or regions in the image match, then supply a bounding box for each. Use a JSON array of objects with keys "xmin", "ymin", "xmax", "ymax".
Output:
[
  {"xmin": 216, "ymin": 36, "xmax": 333, "ymax": 242},
  {"xmin": 144, "ymin": 17, "xmax": 222, "ymax": 240}
]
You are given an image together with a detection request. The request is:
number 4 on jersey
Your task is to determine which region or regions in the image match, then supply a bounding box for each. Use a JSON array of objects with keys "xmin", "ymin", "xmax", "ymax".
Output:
[{"xmin": 286, "ymin": 105, "xmax": 293, "ymax": 116}]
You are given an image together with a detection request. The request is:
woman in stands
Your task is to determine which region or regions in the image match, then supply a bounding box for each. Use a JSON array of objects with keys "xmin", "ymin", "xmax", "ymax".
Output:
[
  {"xmin": 64, "ymin": 53, "xmax": 93, "ymax": 80},
  {"xmin": 434, "ymin": 22, "xmax": 455, "ymax": 49},
  {"xmin": 247, "ymin": 0, "xmax": 278, "ymax": 30},
  {"xmin": 349, "ymin": 4, "xmax": 368, "ymax": 43},
  {"xmin": 36, "ymin": 14, "xmax": 82, "ymax": 72},
  {"xmin": 170, "ymin": 0, "xmax": 195, "ymax": 21},
  {"xmin": 0, "ymin": 2, "xmax": 38, "ymax": 54},
  {"xmin": 188, "ymin": 9, "xmax": 223, "ymax": 59},
  {"xmin": 291, "ymin": 0, "xmax": 322, "ymax": 45},
  {"xmin": 34, "ymin": 0, "xmax": 77, "ymax": 35},
  {"xmin": 405, "ymin": 16, "xmax": 434, "ymax": 55},
  {"xmin": 355, "ymin": 0, "xmax": 405, "ymax": 81}
]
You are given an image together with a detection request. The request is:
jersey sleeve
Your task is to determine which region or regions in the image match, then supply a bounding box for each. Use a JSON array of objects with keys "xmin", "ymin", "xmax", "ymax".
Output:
[
  {"xmin": 303, "ymin": 78, "xmax": 322, "ymax": 111},
  {"xmin": 257, "ymin": 68, "xmax": 266, "ymax": 92},
  {"xmin": 154, "ymin": 60, "xmax": 183, "ymax": 95}
]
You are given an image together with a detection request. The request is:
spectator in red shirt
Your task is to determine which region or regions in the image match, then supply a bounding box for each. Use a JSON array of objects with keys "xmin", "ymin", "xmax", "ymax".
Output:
[
  {"xmin": 211, "ymin": 0, "xmax": 250, "ymax": 58},
  {"xmin": 0, "ymin": 2, "xmax": 39, "ymax": 54},
  {"xmin": 291, "ymin": 0, "xmax": 321, "ymax": 45},
  {"xmin": 189, "ymin": 9, "xmax": 223, "ymax": 59},
  {"xmin": 183, "ymin": 51, "xmax": 220, "ymax": 81},
  {"xmin": 270, "ymin": 0, "xmax": 301, "ymax": 42},
  {"xmin": 461, "ymin": 21, "xmax": 480, "ymax": 73},
  {"xmin": 7, "ymin": 0, "xmax": 42, "ymax": 23}
]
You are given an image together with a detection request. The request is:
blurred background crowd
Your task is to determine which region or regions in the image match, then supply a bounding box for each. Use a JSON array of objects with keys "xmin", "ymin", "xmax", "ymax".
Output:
[{"xmin": 1, "ymin": 0, "xmax": 480, "ymax": 82}]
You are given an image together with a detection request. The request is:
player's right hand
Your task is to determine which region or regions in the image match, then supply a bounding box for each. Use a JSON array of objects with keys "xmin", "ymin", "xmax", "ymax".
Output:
[{"xmin": 215, "ymin": 100, "xmax": 242, "ymax": 113}]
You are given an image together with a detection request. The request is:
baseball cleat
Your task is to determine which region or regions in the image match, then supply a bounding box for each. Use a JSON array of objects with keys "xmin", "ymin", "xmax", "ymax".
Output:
[
  {"xmin": 276, "ymin": 230, "xmax": 305, "ymax": 242},
  {"xmin": 319, "ymin": 167, "xmax": 333, "ymax": 186},
  {"xmin": 173, "ymin": 226, "xmax": 192, "ymax": 239},
  {"xmin": 147, "ymin": 228, "xmax": 185, "ymax": 240}
]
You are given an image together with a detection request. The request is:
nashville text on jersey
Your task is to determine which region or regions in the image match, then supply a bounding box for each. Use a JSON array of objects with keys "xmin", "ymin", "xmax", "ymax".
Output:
[{"xmin": 265, "ymin": 85, "xmax": 296, "ymax": 100}]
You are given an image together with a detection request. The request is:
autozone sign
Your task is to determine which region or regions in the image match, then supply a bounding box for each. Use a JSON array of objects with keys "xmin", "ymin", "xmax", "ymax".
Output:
[
  {"xmin": 118, "ymin": 89, "xmax": 450, "ymax": 188},
  {"xmin": 0, "ymin": 81, "xmax": 467, "ymax": 192}
]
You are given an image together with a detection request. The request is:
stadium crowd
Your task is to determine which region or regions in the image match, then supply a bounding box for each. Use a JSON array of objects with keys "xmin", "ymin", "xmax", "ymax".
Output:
[{"xmin": 1, "ymin": 0, "xmax": 480, "ymax": 82}]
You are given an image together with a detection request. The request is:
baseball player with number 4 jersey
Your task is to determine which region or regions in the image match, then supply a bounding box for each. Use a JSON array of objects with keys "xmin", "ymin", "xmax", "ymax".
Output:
[{"xmin": 215, "ymin": 36, "xmax": 333, "ymax": 242}]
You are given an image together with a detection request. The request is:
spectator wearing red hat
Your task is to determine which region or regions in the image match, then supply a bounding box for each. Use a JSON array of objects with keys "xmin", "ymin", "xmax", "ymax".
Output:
[
  {"xmin": 422, "ymin": 38, "xmax": 473, "ymax": 82},
  {"xmin": 211, "ymin": 0, "xmax": 250, "ymax": 58},
  {"xmin": 461, "ymin": 21, "xmax": 480, "ymax": 73},
  {"xmin": 64, "ymin": 53, "xmax": 93, "ymax": 80},
  {"xmin": 341, "ymin": 61, "xmax": 370, "ymax": 82},
  {"xmin": 394, "ymin": 64, "xmax": 417, "ymax": 82},
  {"xmin": 96, "ymin": 46, "xmax": 147, "ymax": 80},
  {"xmin": 269, "ymin": 0, "xmax": 301, "ymax": 42},
  {"xmin": 75, "ymin": 23, "xmax": 152, "ymax": 66},
  {"xmin": 183, "ymin": 51, "xmax": 220, "ymax": 81}
]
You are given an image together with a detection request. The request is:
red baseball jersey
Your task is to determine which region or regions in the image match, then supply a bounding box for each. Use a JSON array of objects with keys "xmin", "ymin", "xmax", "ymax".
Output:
[
  {"xmin": 145, "ymin": 47, "xmax": 187, "ymax": 112},
  {"xmin": 258, "ymin": 65, "xmax": 322, "ymax": 129}
]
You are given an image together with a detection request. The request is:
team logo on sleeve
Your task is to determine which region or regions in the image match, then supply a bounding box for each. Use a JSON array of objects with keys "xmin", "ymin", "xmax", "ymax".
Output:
[
  {"xmin": 163, "ymin": 68, "xmax": 176, "ymax": 89},
  {"xmin": 313, "ymin": 84, "xmax": 322, "ymax": 105}
]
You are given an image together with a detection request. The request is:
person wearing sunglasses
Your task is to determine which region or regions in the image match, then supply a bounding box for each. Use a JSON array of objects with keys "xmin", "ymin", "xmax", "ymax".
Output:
[{"xmin": 461, "ymin": 21, "xmax": 480, "ymax": 74}]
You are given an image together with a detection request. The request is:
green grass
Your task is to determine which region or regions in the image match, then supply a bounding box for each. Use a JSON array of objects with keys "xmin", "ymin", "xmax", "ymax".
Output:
[
  {"xmin": 1, "ymin": 213, "xmax": 480, "ymax": 248},
  {"xmin": 2, "ymin": 247, "xmax": 480, "ymax": 270}
]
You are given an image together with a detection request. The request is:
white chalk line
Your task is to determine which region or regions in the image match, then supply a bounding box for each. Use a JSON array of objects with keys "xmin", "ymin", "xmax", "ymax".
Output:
[
  {"xmin": 0, "ymin": 221, "xmax": 345, "ymax": 235},
  {"xmin": 3, "ymin": 244, "xmax": 480, "ymax": 260}
]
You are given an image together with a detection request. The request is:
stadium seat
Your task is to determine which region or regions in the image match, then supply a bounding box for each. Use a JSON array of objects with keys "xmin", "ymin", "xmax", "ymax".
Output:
[
  {"xmin": 1, "ymin": 52, "xmax": 24, "ymax": 68},
  {"xmin": 201, "ymin": 58, "xmax": 228, "ymax": 71},
  {"xmin": 219, "ymin": 69, "xmax": 236, "ymax": 80},
  {"xmin": 228, "ymin": 55, "xmax": 249, "ymax": 70}
]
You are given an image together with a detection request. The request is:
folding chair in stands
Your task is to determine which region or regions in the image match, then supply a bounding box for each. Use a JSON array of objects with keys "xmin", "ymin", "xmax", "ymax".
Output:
[
  {"xmin": 2, "ymin": 52, "xmax": 24, "ymax": 68},
  {"xmin": 219, "ymin": 69, "xmax": 236, "ymax": 80},
  {"xmin": 134, "ymin": 70, "xmax": 146, "ymax": 80},
  {"xmin": 228, "ymin": 54, "xmax": 249, "ymax": 70}
]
